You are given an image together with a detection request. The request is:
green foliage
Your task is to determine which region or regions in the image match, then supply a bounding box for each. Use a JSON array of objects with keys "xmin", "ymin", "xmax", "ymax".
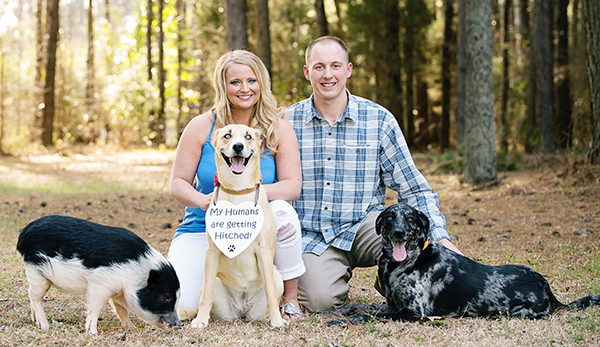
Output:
[{"xmin": 0, "ymin": 0, "xmax": 594, "ymax": 154}]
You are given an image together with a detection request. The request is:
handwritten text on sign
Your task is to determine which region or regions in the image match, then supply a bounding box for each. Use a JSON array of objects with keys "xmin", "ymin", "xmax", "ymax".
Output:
[{"xmin": 205, "ymin": 201, "xmax": 264, "ymax": 258}]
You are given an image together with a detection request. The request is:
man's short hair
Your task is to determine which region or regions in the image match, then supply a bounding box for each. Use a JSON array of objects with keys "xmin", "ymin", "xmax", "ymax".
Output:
[{"xmin": 305, "ymin": 36, "xmax": 349, "ymax": 65}]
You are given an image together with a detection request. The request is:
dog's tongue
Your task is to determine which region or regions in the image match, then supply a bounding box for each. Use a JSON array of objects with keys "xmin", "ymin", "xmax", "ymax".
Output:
[
  {"xmin": 393, "ymin": 241, "xmax": 407, "ymax": 262},
  {"xmin": 231, "ymin": 156, "xmax": 245, "ymax": 173}
]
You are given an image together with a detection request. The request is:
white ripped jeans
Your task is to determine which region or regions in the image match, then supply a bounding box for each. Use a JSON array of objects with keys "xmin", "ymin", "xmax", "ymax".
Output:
[{"xmin": 167, "ymin": 200, "xmax": 306, "ymax": 310}]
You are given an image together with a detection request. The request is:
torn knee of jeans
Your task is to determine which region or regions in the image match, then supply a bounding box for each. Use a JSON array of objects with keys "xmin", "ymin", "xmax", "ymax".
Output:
[{"xmin": 276, "ymin": 223, "xmax": 297, "ymax": 246}]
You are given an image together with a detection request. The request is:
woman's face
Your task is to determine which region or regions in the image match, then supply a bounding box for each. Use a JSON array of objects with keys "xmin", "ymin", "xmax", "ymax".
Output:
[{"xmin": 226, "ymin": 64, "xmax": 261, "ymax": 112}]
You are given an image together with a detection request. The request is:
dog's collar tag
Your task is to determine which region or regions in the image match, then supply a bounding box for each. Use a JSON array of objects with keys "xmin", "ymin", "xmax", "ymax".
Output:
[{"xmin": 205, "ymin": 201, "xmax": 265, "ymax": 259}]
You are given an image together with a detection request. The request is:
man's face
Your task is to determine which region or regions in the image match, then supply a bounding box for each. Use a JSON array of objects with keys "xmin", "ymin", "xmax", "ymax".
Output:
[{"xmin": 303, "ymin": 42, "xmax": 352, "ymax": 103}]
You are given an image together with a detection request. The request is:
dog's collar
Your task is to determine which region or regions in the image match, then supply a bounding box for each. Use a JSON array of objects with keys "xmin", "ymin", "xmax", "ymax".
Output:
[
  {"xmin": 213, "ymin": 183, "xmax": 261, "ymax": 207},
  {"xmin": 422, "ymin": 238, "xmax": 430, "ymax": 250}
]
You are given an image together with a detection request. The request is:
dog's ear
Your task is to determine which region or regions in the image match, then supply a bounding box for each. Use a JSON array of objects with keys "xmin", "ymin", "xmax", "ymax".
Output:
[
  {"xmin": 375, "ymin": 213, "xmax": 384, "ymax": 235},
  {"xmin": 417, "ymin": 210, "xmax": 430, "ymax": 235},
  {"xmin": 375, "ymin": 206, "xmax": 395, "ymax": 235},
  {"xmin": 212, "ymin": 128, "xmax": 223, "ymax": 147}
]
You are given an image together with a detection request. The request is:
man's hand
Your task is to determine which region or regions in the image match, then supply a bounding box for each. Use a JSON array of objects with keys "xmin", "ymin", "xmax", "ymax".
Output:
[{"xmin": 440, "ymin": 238, "xmax": 463, "ymax": 256}]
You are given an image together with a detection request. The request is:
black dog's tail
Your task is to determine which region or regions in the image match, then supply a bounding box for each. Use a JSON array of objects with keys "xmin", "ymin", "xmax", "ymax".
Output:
[{"xmin": 568, "ymin": 295, "xmax": 600, "ymax": 310}]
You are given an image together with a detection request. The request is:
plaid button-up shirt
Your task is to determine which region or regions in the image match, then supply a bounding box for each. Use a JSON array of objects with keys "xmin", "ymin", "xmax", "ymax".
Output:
[{"xmin": 286, "ymin": 91, "xmax": 449, "ymax": 255}]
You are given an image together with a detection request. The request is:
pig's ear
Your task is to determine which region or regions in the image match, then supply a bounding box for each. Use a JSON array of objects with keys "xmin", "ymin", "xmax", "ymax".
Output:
[{"xmin": 147, "ymin": 269, "xmax": 162, "ymax": 288}]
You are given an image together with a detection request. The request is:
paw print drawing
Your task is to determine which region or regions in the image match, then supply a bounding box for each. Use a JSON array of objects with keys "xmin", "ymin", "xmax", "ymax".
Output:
[{"xmin": 228, "ymin": 244, "xmax": 236, "ymax": 253}]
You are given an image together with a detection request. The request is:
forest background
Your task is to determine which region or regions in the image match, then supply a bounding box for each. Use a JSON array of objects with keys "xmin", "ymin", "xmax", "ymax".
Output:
[{"xmin": 0, "ymin": 0, "xmax": 599, "ymax": 174}]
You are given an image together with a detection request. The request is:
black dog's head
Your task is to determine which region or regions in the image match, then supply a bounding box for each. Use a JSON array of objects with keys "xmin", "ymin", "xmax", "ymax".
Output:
[{"xmin": 376, "ymin": 204, "xmax": 430, "ymax": 263}]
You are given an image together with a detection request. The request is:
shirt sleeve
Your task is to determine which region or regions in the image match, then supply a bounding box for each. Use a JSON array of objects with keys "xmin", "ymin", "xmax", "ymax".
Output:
[{"xmin": 378, "ymin": 115, "xmax": 450, "ymax": 241}]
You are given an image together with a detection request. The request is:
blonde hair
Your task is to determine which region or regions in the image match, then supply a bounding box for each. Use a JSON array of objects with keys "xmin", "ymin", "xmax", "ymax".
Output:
[{"xmin": 211, "ymin": 50, "xmax": 280, "ymax": 153}]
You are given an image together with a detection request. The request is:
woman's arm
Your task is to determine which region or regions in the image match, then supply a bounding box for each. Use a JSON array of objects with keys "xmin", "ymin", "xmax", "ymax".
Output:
[
  {"xmin": 169, "ymin": 113, "xmax": 214, "ymax": 210},
  {"xmin": 263, "ymin": 118, "xmax": 302, "ymax": 202}
]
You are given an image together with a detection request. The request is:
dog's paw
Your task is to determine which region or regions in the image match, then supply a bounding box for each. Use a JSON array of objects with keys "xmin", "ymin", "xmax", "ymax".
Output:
[
  {"xmin": 189, "ymin": 318, "xmax": 207, "ymax": 329},
  {"xmin": 270, "ymin": 318, "xmax": 286, "ymax": 328},
  {"xmin": 326, "ymin": 318, "xmax": 349, "ymax": 326}
]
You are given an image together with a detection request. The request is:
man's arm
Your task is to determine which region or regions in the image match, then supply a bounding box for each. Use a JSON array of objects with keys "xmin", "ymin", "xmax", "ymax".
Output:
[{"xmin": 379, "ymin": 114, "xmax": 462, "ymax": 255}]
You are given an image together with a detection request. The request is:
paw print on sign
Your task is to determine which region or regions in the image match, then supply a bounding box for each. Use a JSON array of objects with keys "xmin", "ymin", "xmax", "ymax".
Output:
[{"xmin": 228, "ymin": 244, "xmax": 236, "ymax": 253}]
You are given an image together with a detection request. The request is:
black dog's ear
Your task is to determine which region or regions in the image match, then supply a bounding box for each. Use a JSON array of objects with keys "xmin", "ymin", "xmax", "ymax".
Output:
[
  {"xmin": 375, "ymin": 212, "xmax": 384, "ymax": 235},
  {"xmin": 375, "ymin": 207, "xmax": 395, "ymax": 235},
  {"xmin": 417, "ymin": 210, "xmax": 430, "ymax": 235}
]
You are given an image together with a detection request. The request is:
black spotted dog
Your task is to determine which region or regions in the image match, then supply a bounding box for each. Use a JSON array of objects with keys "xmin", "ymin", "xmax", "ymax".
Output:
[{"xmin": 325, "ymin": 203, "xmax": 600, "ymax": 324}]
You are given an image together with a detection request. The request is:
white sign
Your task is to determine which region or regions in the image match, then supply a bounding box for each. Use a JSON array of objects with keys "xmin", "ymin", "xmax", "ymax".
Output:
[{"xmin": 205, "ymin": 201, "xmax": 265, "ymax": 258}]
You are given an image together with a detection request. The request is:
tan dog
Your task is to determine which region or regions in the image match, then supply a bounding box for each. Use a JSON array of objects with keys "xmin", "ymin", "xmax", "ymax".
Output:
[{"xmin": 190, "ymin": 124, "xmax": 284, "ymax": 328}]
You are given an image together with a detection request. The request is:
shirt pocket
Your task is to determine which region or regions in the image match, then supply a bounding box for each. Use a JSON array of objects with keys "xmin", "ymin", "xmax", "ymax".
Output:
[{"xmin": 342, "ymin": 140, "xmax": 379, "ymax": 176}]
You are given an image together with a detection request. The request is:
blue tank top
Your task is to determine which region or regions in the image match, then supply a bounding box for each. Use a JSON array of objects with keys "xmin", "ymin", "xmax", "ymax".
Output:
[{"xmin": 174, "ymin": 119, "xmax": 276, "ymax": 237}]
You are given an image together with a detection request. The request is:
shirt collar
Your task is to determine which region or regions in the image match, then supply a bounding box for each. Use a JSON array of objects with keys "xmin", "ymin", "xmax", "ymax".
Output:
[{"xmin": 304, "ymin": 90, "xmax": 358, "ymax": 125}]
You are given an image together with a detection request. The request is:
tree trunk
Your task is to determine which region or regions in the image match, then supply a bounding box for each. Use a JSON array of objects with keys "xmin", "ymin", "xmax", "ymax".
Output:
[
  {"xmin": 416, "ymin": 71, "xmax": 432, "ymax": 148},
  {"xmin": 86, "ymin": 0, "xmax": 96, "ymax": 142},
  {"xmin": 463, "ymin": 0, "xmax": 497, "ymax": 184},
  {"xmin": 440, "ymin": 0, "xmax": 453, "ymax": 149},
  {"xmin": 0, "ymin": 39, "xmax": 5, "ymax": 154},
  {"xmin": 403, "ymin": 1, "xmax": 416, "ymax": 147},
  {"xmin": 518, "ymin": 0, "xmax": 537, "ymax": 153},
  {"xmin": 147, "ymin": 0, "xmax": 153, "ymax": 81},
  {"xmin": 455, "ymin": 0, "xmax": 466, "ymax": 146},
  {"xmin": 572, "ymin": 0, "xmax": 579, "ymax": 47},
  {"xmin": 42, "ymin": 0, "xmax": 60, "ymax": 147},
  {"xmin": 582, "ymin": 0, "xmax": 600, "ymax": 163},
  {"xmin": 226, "ymin": 0, "xmax": 248, "ymax": 50},
  {"xmin": 500, "ymin": 0, "xmax": 512, "ymax": 153},
  {"xmin": 34, "ymin": 0, "xmax": 45, "ymax": 142},
  {"xmin": 315, "ymin": 0, "xmax": 329, "ymax": 37},
  {"xmin": 155, "ymin": 0, "xmax": 166, "ymax": 145},
  {"xmin": 176, "ymin": 0, "xmax": 186, "ymax": 139},
  {"xmin": 105, "ymin": 0, "xmax": 110, "ymax": 23},
  {"xmin": 255, "ymin": 0, "xmax": 272, "ymax": 73},
  {"xmin": 533, "ymin": 0, "xmax": 556, "ymax": 153},
  {"xmin": 555, "ymin": 0, "xmax": 572, "ymax": 149}
]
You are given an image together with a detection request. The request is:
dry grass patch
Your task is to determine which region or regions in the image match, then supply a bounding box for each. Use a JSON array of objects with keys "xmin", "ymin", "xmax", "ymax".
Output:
[{"xmin": 1, "ymin": 151, "xmax": 599, "ymax": 346}]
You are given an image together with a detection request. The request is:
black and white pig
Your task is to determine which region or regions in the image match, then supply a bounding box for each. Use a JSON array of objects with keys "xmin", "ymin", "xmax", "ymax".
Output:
[{"xmin": 16, "ymin": 215, "xmax": 181, "ymax": 334}]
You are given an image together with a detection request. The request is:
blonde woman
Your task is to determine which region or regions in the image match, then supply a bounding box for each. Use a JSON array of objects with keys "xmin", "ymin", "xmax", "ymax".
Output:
[{"xmin": 168, "ymin": 50, "xmax": 305, "ymax": 322}]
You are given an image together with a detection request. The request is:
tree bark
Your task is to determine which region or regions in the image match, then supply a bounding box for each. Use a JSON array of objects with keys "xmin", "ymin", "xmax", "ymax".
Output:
[
  {"xmin": 155, "ymin": 0, "xmax": 166, "ymax": 145},
  {"xmin": 533, "ymin": 0, "xmax": 556, "ymax": 153},
  {"xmin": 147, "ymin": 0, "xmax": 153, "ymax": 81},
  {"xmin": 226, "ymin": 0, "xmax": 248, "ymax": 50},
  {"xmin": 403, "ymin": 0, "xmax": 416, "ymax": 147},
  {"xmin": 176, "ymin": 0, "xmax": 186, "ymax": 139},
  {"xmin": 582, "ymin": 0, "xmax": 600, "ymax": 163},
  {"xmin": 255, "ymin": 0, "xmax": 272, "ymax": 73},
  {"xmin": 555, "ymin": 0, "xmax": 572, "ymax": 149},
  {"xmin": 0, "ymin": 39, "xmax": 5, "ymax": 154},
  {"xmin": 441, "ymin": 0, "xmax": 453, "ymax": 149},
  {"xmin": 42, "ymin": 0, "xmax": 60, "ymax": 147},
  {"xmin": 455, "ymin": 0, "xmax": 466, "ymax": 146},
  {"xmin": 34, "ymin": 0, "xmax": 45, "ymax": 142},
  {"xmin": 463, "ymin": 0, "xmax": 497, "ymax": 184},
  {"xmin": 315, "ymin": 0, "xmax": 329, "ymax": 37},
  {"xmin": 517, "ymin": 0, "xmax": 537, "ymax": 153},
  {"xmin": 86, "ymin": 0, "xmax": 96, "ymax": 141},
  {"xmin": 500, "ymin": 0, "xmax": 512, "ymax": 153}
]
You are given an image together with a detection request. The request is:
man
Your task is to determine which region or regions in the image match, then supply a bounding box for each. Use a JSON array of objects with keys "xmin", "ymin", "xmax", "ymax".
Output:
[{"xmin": 286, "ymin": 36, "xmax": 462, "ymax": 312}]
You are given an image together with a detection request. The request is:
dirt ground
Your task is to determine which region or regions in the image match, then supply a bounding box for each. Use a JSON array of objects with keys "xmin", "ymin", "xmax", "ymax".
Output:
[{"xmin": 1, "ymin": 149, "xmax": 599, "ymax": 346}]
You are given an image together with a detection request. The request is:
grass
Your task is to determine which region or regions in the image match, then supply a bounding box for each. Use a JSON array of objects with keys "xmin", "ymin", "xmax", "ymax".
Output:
[{"xmin": 2, "ymin": 151, "xmax": 600, "ymax": 346}]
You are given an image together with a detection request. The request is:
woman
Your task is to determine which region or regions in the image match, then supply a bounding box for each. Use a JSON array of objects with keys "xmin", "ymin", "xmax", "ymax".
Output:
[{"xmin": 168, "ymin": 50, "xmax": 305, "ymax": 322}]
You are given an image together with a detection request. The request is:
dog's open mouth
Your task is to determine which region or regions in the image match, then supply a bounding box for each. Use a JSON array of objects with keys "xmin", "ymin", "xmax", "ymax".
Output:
[
  {"xmin": 222, "ymin": 153, "xmax": 252, "ymax": 174},
  {"xmin": 392, "ymin": 241, "xmax": 407, "ymax": 262}
]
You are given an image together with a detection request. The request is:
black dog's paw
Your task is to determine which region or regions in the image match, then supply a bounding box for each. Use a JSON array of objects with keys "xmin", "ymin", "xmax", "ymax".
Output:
[
  {"xmin": 326, "ymin": 314, "xmax": 374, "ymax": 326},
  {"xmin": 326, "ymin": 318, "xmax": 348, "ymax": 326}
]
